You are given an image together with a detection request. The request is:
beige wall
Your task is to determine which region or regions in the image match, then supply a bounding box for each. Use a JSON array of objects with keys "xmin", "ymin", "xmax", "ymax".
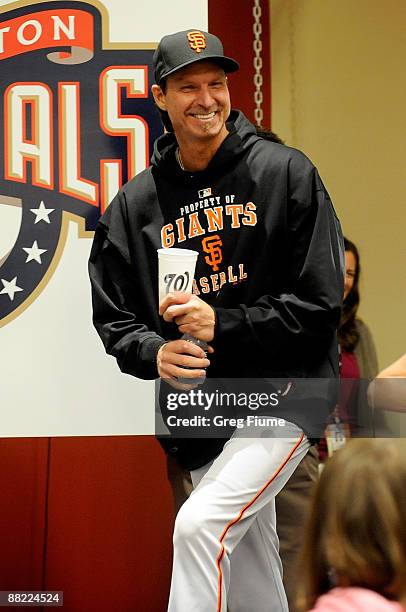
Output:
[{"xmin": 270, "ymin": 0, "xmax": 406, "ymax": 371}]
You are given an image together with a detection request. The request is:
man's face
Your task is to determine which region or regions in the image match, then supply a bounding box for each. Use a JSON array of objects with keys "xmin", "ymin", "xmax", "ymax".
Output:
[{"xmin": 152, "ymin": 61, "xmax": 231, "ymax": 145}]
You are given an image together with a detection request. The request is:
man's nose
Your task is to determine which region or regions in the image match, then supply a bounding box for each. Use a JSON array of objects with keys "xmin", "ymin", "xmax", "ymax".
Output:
[{"xmin": 195, "ymin": 86, "xmax": 215, "ymax": 108}]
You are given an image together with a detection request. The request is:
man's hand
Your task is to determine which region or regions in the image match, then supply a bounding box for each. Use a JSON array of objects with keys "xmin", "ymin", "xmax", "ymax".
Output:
[
  {"xmin": 157, "ymin": 339, "xmax": 210, "ymax": 390},
  {"xmin": 159, "ymin": 292, "xmax": 215, "ymax": 342}
]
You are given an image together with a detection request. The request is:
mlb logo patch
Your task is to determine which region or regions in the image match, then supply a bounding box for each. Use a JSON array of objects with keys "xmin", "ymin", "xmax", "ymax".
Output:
[{"xmin": 198, "ymin": 187, "xmax": 212, "ymax": 198}]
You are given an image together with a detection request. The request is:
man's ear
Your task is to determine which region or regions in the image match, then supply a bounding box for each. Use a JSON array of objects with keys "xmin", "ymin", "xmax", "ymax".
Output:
[{"xmin": 151, "ymin": 84, "xmax": 166, "ymax": 111}]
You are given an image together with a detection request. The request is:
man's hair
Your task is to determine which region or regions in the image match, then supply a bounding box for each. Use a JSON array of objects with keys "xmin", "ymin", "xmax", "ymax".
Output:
[
  {"xmin": 155, "ymin": 78, "xmax": 174, "ymax": 133},
  {"xmin": 255, "ymin": 126, "xmax": 285, "ymax": 145},
  {"xmin": 297, "ymin": 439, "xmax": 406, "ymax": 609}
]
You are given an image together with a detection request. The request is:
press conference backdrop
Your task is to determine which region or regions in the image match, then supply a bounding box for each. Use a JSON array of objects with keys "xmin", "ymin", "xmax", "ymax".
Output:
[{"xmin": 0, "ymin": 0, "xmax": 208, "ymax": 436}]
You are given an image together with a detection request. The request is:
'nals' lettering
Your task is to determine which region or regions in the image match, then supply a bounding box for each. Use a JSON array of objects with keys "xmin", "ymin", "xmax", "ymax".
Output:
[{"xmin": 3, "ymin": 67, "xmax": 149, "ymax": 211}]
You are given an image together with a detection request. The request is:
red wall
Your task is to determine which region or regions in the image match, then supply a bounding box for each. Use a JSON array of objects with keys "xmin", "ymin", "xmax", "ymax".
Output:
[
  {"xmin": 0, "ymin": 439, "xmax": 48, "ymax": 591},
  {"xmin": 0, "ymin": 437, "xmax": 173, "ymax": 611},
  {"xmin": 209, "ymin": 0, "xmax": 271, "ymax": 127}
]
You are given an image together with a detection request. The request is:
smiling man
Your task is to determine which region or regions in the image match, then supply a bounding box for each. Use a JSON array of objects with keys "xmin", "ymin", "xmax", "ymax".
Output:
[
  {"xmin": 152, "ymin": 61, "xmax": 231, "ymax": 164},
  {"xmin": 89, "ymin": 30, "xmax": 344, "ymax": 612}
]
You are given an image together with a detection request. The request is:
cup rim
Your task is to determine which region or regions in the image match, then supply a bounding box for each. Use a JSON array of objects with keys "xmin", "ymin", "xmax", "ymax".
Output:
[{"xmin": 157, "ymin": 248, "xmax": 198, "ymax": 258}]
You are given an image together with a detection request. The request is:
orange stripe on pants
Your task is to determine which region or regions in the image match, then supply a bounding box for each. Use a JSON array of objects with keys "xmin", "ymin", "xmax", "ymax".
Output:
[{"xmin": 216, "ymin": 433, "xmax": 305, "ymax": 612}]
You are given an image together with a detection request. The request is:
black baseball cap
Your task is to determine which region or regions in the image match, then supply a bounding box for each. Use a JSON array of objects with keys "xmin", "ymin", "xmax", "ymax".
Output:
[{"xmin": 153, "ymin": 29, "xmax": 239, "ymax": 85}]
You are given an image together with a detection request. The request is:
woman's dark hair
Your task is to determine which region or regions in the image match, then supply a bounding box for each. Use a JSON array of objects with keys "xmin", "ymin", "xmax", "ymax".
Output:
[{"xmin": 338, "ymin": 237, "xmax": 360, "ymax": 352}]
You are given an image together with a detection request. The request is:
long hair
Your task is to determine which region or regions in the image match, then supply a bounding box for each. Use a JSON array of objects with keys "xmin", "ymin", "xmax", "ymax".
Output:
[
  {"xmin": 154, "ymin": 78, "xmax": 174, "ymax": 133},
  {"xmin": 338, "ymin": 237, "xmax": 360, "ymax": 352},
  {"xmin": 254, "ymin": 126, "xmax": 285, "ymax": 144},
  {"xmin": 297, "ymin": 439, "xmax": 406, "ymax": 610}
]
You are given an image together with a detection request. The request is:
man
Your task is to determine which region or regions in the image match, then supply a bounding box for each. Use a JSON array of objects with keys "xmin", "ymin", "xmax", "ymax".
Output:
[
  {"xmin": 89, "ymin": 29, "xmax": 343, "ymax": 612},
  {"xmin": 165, "ymin": 126, "xmax": 320, "ymax": 612}
]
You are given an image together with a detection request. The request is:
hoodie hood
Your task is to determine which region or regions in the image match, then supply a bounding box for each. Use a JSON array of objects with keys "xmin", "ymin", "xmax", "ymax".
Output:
[{"xmin": 150, "ymin": 110, "xmax": 260, "ymax": 180}]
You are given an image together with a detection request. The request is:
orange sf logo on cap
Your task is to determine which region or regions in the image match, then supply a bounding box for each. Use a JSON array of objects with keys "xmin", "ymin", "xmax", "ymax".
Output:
[{"xmin": 187, "ymin": 31, "xmax": 206, "ymax": 53}]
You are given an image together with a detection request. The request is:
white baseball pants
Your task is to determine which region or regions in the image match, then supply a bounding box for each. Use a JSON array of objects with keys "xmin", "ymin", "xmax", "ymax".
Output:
[{"xmin": 167, "ymin": 421, "xmax": 310, "ymax": 612}]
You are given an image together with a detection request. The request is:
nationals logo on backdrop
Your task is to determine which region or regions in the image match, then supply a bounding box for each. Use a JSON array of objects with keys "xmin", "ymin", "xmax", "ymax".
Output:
[{"xmin": 0, "ymin": 0, "xmax": 162, "ymax": 326}]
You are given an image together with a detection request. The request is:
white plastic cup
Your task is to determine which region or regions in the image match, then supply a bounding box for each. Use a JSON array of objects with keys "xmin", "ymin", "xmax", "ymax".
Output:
[
  {"xmin": 157, "ymin": 248, "xmax": 199, "ymax": 304},
  {"xmin": 158, "ymin": 248, "xmax": 207, "ymax": 385}
]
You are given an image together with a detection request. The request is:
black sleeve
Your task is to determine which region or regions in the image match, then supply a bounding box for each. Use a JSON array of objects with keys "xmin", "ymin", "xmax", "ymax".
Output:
[
  {"xmin": 88, "ymin": 192, "xmax": 165, "ymax": 380},
  {"xmin": 214, "ymin": 159, "xmax": 344, "ymax": 361}
]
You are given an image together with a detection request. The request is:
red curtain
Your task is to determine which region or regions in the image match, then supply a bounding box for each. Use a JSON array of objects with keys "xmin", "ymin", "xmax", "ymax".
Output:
[{"xmin": 209, "ymin": 0, "xmax": 271, "ymax": 127}]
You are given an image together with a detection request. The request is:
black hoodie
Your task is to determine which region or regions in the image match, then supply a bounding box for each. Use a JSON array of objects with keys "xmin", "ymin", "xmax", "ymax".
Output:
[{"xmin": 89, "ymin": 111, "xmax": 344, "ymax": 468}]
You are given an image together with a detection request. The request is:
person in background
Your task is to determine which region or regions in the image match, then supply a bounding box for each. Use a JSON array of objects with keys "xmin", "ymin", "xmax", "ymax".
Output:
[
  {"xmin": 166, "ymin": 126, "xmax": 320, "ymax": 612},
  {"xmin": 368, "ymin": 353, "xmax": 406, "ymax": 412},
  {"xmin": 297, "ymin": 439, "xmax": 406, "ymax": 611},
  {"xmin": 339, "ymin": 237, "xmax": 378, "ymax": 380},
  {"xmin": 319, "ymin": 237, "xmax": 379, "ymax": 458}
]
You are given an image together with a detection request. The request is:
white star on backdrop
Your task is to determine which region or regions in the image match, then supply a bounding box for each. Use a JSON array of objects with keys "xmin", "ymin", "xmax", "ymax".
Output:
[
  {"xmin": 0, "ymin": 277, "xmax": 23, "ymax": 301},
  {"xmin": 22, "ymin": 240, "xmax": 47, "ymax": 264},
  {"xmin": 30, "ymin": 200, "xmax": 54, "ymax": 224}
]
